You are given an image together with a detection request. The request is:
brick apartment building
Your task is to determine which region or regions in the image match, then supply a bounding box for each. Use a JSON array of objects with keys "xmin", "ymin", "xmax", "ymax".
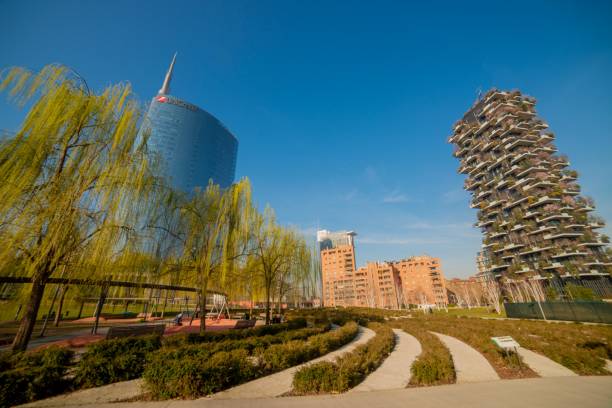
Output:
[
  {"xmin": 318, "ymin": 229, "xmax": 448, "ymax": 308},
  {"xmin": 393, "ymin": 256, "xmax": 448, "ymax": 308}
]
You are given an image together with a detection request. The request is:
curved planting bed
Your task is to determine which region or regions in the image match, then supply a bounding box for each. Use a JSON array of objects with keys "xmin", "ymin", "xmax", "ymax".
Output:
[
  {"xmin": 0, "ymin": 346, "xmax": 74, "ymax": 408},
  {"xmin": 392, "ymin": 320, "xmax": 455, "ymax": 386},
  {"xmin": 144, "ymin": 321, "xmax": 359, "ymax": 399},
  {"xmin": 292, "ymin": 322, "xmax": 395, "ymax": 394}
]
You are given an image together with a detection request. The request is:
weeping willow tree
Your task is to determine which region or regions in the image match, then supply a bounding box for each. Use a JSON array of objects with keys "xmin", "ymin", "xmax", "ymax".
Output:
[
  {"xmin": 274, "ymin": 232, "xmax": 311, "ymax": 312},
  {"xmin": 249, "ymin": 207, "xmax": 310, "ymax": 324},
  {"xmin": 0, "ymin": 65, "xmax": 156, "ymax": 351},
  {"xmin": 179, "ymin": 178, "xmax": 251, "ymax": 334}
]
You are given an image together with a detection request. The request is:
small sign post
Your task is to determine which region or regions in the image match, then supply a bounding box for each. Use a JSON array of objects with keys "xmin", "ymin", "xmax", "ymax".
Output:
[{"xmin": 491, "ymin": 336, "xmax": 523, "ymax": 369}]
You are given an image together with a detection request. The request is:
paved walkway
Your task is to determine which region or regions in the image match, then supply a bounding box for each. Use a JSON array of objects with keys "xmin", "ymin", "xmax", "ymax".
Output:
[
  {"xmin": 431, "ymin": 332, "xmax": 499, "ymax": 383},
  {"xmin": 351, "ymin": 329, "xmax": 421, "ymax": 392},
  {"xmin": 515, "ymin": 347, "xmax": 577, "ymax": 377},
  {"xmin": 210, "ymin": 326, "xmax": 376, "ymax": 400},
  {"xmin": 41, "ymin": 377, "xmax": 612, "ymax": 408},
  {"xmin": 21, "ymin": 379, "xmax": 145, "ymax": 407}
]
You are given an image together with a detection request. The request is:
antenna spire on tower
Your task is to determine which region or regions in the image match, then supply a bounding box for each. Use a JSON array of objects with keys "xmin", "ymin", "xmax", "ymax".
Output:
[{"xmin": 158, "ymin": 52, "xmax": 177, "ymax": 95}]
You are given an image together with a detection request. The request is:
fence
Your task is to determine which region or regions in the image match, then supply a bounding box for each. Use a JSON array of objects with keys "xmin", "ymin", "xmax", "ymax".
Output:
[{"xmin": 504, "ymin": 301, "xmax": 612, "ymax": 324}]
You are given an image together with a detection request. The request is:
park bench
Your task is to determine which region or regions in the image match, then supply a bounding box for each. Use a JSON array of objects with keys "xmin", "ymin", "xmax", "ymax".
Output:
[
  {"xmin": 105, "ymin": 323, "xmax": 165, "ymax": 339},
  {"xmin": 233, "ymin": 319, "xmax": 256, "ymax": 330}
]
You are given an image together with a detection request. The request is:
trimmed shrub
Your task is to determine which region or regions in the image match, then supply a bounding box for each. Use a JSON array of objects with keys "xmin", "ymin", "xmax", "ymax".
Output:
[
  {"xmin": 144, "ymin": 349, "xmax": 257, "ymax": 399},
  {"xmin": 74, "ymin": 334, "xmax": 161, "ymax": 388},
  {"xmin": 292, "ymin": 322, "xmax": 395, "ymax": 394},
  {"xmin": 392, "ymin": 321, "xmax": 455, "ymax": 386},
  {"xmin": 410, "ymin": 352, "xmax": 455, "ymax": 386},
  {"xmin": 162, "ymin": 317, "xmax": 308, "ymax": 348},
  {"xmin": 0, "ymin": 346, "xmax": 74, "ymax": 408},
  {"xmin": 290, "ymin": 361, "xmax": 337, "ymax": 393},
  {"xmin": 143, "ymin": 321, "xmax": 358, "ymax": 399}
]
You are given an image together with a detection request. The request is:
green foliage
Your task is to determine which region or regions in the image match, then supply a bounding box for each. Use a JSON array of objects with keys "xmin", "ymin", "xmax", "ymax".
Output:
[
  {"xmin": 292, "ymin": 323, "xmax": 395, "ymax": 394},
  {"xmin": 144, "ymin": 321, "xmax": 357, "ymax": 399},
  {"xmin": 291, "ymin": 361, "xmax": 337, "ymax": 393},
  {"xmin": 545, "ymin": 286, "xmax": 559, "ymax": 300},
  {"xmin": 389, "ymin": 320, "xmax": 456, "ymax": 386},
  {"xmin": 565, "ymin": 284, "xmax": 598, "ymax": 301},
  {"xmin": 0, "ymin": 346, "xmax": 74, "ymax": 408},
  {"xmin": 162, "ymin": 318, "xmax": 308, "ymax": 347},
  {"xmin": 144, "ymin": 348, "xmax": 257, "ymax": 399},
  {"xmin": 74, "ymin": 335, "xmax": 161, "ymax": 388}
]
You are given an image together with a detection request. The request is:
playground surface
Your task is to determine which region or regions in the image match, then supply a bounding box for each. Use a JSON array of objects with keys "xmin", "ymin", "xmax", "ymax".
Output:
[{"xmin": 1, "ymin": 318, "xmax": 248, "ymax": 351}]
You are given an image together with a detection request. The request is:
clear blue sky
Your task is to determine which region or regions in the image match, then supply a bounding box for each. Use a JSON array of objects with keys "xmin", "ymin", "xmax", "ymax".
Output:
[{"xmin": 1, "ymin": 1, "xmax": 611, "ymax": 278}]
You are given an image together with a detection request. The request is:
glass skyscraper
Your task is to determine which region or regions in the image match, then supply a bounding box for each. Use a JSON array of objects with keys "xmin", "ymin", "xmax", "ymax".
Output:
[{"xmin": 142, "ymin": 54, "xmax": 238, "ymax": 191}]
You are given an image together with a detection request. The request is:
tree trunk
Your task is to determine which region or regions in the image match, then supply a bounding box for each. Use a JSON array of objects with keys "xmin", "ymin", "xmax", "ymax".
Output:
[
  {"xmin": 54, "ymin": 285, "xmax": 68, "ymax": 326},
  {"xmin": 12, "ymin": 277, "xmax": 46, "ymax": 352},
  {"xmin": 160, "ymin": 290, "xmax": 169, "ymax": 319},
  {"xmin": 39, "ymin": 284, "xmax": 61, "ymax": 337},
  {"xmin": 77, "ymin": 300, "xmax": 85, "ymax": 319},
  {"xmin": 199, "ymin": 290, "xmax": 207, "ymax": 335},
  {"xmin": 14, "ymin": 304, "xmax": 22, "ymax": 321},
  {"xmin": 149, "ymin": 289, "xmax": 160, "ymax": 319},
  {"xmin": 143, "ymin": 288, "xmax": 154, "ymax": 321},
  {"xmin": 265, "ymin": 283, "xmax": 271, "ymax": 325},
  {"xmin": 91, "ymin": 284, "xmax": 108, "ymax": 335},
  {"xmin": 189, "ymin": 293, "xmax": 199, "ymax": 326}
]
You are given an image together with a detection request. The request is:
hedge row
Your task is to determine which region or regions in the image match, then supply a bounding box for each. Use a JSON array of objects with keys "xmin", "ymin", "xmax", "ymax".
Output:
[
  {"xmin": 292, "ymin": 322, "xmax": 395, "ymax": 394},
  {"xmin": 392, "ymin": 320, "xmax": 455, "ymax": 386},
  {"xmin": 287, "ymin": 308, "xmax": 385, "ymax": 327},
  {"xmin": 143, "ymin": 321, "xmax": 359, "ymax": 399},
  {"xmin": 162, "ymin": 317, "xmax": 307, "ymax": 347},
  {"xmin": 0, "ymin": 346, "xmax": 74, "ymax": 408},
  {"xmin": 74, "ymin": 334, "xmax": 162, "ymax": 388}
]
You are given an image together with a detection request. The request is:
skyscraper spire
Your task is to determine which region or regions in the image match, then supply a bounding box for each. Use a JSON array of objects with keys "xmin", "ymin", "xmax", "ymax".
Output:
[{"xmin": 158, "ymin": 52, "xmax": 177, "ymax": 95}]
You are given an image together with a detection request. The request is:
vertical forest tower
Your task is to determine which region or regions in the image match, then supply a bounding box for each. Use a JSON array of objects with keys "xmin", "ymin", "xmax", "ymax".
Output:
[{"xmin": 449, "ymin": 89, "xmax": 611, "ymax": 296}]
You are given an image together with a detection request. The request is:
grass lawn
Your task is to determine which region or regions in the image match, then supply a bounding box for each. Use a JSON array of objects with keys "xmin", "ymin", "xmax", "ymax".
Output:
[{"xmin": 411, "ymin": 314, "xmax": 612, "ymax": 376}]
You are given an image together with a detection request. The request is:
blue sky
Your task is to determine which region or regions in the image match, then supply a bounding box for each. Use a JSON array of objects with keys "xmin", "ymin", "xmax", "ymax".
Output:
[{"xmin": 1, "ymin": 1, "xmax": 611, "ymax": 278}]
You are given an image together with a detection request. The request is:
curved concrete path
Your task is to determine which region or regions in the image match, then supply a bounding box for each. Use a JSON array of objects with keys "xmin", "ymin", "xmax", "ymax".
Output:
[
  {"xmin": 431, "ymin": 332, "xmax": 499, "ymax": 383},
  {"xmin": 352, "ymin": 329, "xmax": 421, "ymax": 392},
  {"xmin": 27, "ymin": 377, "xmax": 612, "ymax": 408},
  {"xmin": 516, "ymin": 347, "xmax": 577, "ymax": 377},
  {"xmin": 21, "ymin": 379, "xmax": 144, "ymax": 407},
  {"xmin": 210, "ymin": 326, "xmax": 376, "ymax": 400}
]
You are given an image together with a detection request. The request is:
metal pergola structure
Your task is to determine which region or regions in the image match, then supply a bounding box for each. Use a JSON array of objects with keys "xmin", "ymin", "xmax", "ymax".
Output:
[{"xmin": 0, "ymin": 276, "xmax": 227, "ymax": 334}]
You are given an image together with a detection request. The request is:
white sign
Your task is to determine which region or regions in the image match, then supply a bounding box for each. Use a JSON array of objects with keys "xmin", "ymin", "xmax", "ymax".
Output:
[{"xmin": 491, "ymin": 336, "xmax": 520, "ymax": 350}]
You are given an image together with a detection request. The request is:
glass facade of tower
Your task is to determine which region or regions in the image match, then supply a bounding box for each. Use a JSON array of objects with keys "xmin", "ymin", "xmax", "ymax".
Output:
[{"xmin": 143, "ymin": 94, "xmax": 238, "ymax": 191}]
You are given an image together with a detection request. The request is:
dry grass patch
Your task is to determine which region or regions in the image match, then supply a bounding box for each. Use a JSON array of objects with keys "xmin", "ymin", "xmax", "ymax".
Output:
[{"xmin": 414, "ymin": 315, "xmax": 611, "ymax": 376}]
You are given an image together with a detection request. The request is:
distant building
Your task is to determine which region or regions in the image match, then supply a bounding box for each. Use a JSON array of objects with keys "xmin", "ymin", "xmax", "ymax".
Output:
[
  {"xmin": 142, "ymin": 54, "xmax": 238, "ymax": 191},
  {"xmin": 317, "ymin": 229, "xmax": 447, "ymax": 308},
  {"xmin": 445, "ymin": 276, "xmax": 485, "ymax": 307},
  {"xmin": 317, "ymin": 230, "xmax": 357, "ymax": 307},
  {"xmin": 356, "ymin": 262, "xmax": 403, "ymax": 309},
  {"xmin": 393, "ymin": 256, "xmax": 448, "ymax": 308}
]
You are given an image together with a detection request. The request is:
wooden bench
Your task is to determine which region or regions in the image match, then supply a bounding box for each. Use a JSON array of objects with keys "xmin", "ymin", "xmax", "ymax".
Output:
[
  {"xmin": 233, "ymin": 320, "xmax": 256, "ymax": 330},
  {"xmin": 105, "ymin": 324, "xmax": 165, "ymax": 339}
]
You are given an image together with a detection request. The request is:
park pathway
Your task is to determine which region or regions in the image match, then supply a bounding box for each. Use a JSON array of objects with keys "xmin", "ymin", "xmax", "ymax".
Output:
[
  {"xmin": 431, "ymin": 332, "xmax": 500, "ymax": 383},
  {"xmin": 21, "ymin": 379, "xmax": 145, "ymax": 407},
  {"xmin": 24, "ymin": 377, "xmax": 612, "ymax": 408},
  {"xmin": 351, "ymin": 329, "xmax": 421, "ymax": 392},
  {"xmin": 209, "ymin": 325, "xmax": 376, "ymax": 400},
  {"xmin": 515, "ymin": 347, "xmax": 577, "ymax": 377}
]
